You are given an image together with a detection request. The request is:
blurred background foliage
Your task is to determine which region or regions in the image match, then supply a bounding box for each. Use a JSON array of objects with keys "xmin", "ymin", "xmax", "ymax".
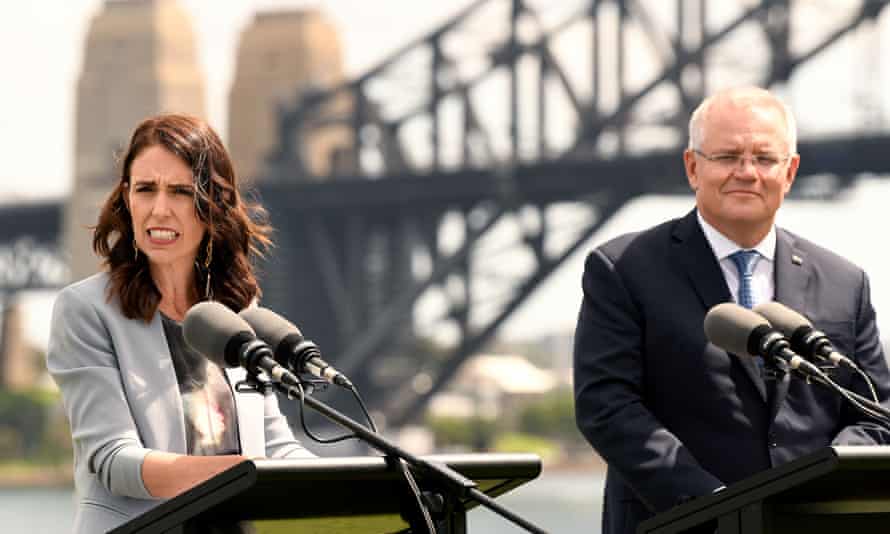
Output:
[
  {"xmin": 426, "ymin": 387, "xmax": 584, "ymax": 462},
  {"xmin": 0, "ymin": 387, "xmax": 71, "ymax": 467}
]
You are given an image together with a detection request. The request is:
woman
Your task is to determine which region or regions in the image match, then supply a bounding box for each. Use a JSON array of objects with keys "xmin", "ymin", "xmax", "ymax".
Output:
[{"xmin": 47, "ymin": 113, "xmax": 313, "ymax": 533}]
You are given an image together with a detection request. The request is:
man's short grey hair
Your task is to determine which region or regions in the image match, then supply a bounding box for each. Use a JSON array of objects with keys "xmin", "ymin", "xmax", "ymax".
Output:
[{"xmin": 687, "ymin": 87, "xmax": 798, "ymax": 154}]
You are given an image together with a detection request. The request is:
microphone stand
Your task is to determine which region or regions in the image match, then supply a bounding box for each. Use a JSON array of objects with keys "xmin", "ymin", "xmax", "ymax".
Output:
[{"xmin": 255, "ymin": 376, "xmax": 549, "ymax": 534}]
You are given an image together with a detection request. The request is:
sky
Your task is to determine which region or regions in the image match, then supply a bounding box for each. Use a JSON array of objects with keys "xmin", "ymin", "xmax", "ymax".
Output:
[
  {"xmin": 2, "ymin": 0, "xmax": 890, "ymax": 348},
  {"xmin": 0, "ymin": 0, "xmax": 482, "ymax": 199}
]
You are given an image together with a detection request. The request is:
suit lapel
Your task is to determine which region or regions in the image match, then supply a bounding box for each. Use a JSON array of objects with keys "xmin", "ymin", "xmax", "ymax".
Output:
[
  {"xmin": 671, "ymin": 210, "xmax": 767, "ymax": 401},
  {"xmin": 773, "ymin": 229, "xmax": 809, "ymax": 320},
  {"xmin": 769, "ymin": 228, "xmax": 811, "ymax": 420},
  {"xmin": 671, "ymin": 210, "xmax": 731, "ymax": 312}
]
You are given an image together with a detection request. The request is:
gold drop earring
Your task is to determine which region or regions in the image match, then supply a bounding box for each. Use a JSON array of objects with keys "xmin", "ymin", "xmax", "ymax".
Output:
[
  {"xmin": 133, "ymin": 238, "xmax": 139, "ymax": 261},
  {"xmin": 204, "ymin": 239, "xmax": 213, "ymax": 300}
]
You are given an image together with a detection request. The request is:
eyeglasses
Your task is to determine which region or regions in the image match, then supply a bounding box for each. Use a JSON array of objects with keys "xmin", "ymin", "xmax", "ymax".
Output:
[{"xmin": 693, "ymin": 149, "xmax": 791, "ymax": 171}]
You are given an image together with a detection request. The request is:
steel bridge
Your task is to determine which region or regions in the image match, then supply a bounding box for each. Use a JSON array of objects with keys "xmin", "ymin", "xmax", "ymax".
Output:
[
  {"xmin": 4, "ymin": 0, "xmax": 890, "ymax": 425},
  {"xmin": 0, "ymin": 201, "xmax": 67, "ymax": 366},
  {"xmin": 257, "ymin": 0, "xmax": 890, "ymax": 425}
]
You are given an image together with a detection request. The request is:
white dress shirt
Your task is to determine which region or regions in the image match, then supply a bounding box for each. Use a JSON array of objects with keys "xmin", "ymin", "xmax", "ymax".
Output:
[{"xmin": 697, "ymin": 211, "xmax": 776, "ymax": 308}]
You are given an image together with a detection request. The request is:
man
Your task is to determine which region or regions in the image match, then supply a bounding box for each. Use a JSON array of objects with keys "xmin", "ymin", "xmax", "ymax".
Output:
[{"xmin": 573, "ymin": 86, "xmax": 890, "ymax": 534}]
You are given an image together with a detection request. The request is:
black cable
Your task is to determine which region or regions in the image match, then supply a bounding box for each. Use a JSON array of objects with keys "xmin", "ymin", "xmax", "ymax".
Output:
[
  {"xmin": 394, "ymin": 457, "xmax": 437, "ymax": 534},
  {"xmin": 836, "ymin": 388, "xmax": 890, "ymax": 426},
  {"xmin": 800, "ymin": 368, "xmax": 890, "ymax": 429},
  {"xmin": 829, "ymin": 356, "xmax": 880, "ymax": 403},
  {"xmin": 260, "ymin": 377, "xmax": 548, "ymax": 534},
  {"xmin": 350, "ymin": 385, "xmax": 378, "ymax": 433},
  {"xmin": 294, "ymin": 381, "xmax": 358, "ymax": 444},
  {"xmin": 853, "ymin": 366, "xmax": 880, "ymax": 403},
  {"xmin": 289, "ymin": 378, "xmax": 438, "ymax": 533},
  {"xmin": 350, "ymin": 385, "xmax": 437, "ymax": 534}
]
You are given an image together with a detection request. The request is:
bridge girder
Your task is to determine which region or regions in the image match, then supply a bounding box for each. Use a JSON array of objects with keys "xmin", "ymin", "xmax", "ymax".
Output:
[
  {"xmin": 257, "ymin": 1, "xmax": 890, "ymax": 425},
  {"xmin": 3, "ymin": 1, "xmax": 889, "ymax": 426}
]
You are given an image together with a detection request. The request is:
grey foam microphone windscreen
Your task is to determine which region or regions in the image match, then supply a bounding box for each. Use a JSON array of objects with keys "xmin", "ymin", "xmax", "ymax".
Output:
[
  {"xmin": 239, "ymin": 307, "xmax": 304, "ymax": 354},
  {"xmin": 754, "ymin": 301, "xmax": 811, "ymax": 337},
  {"xmin": 703, "ymin": 302, "xmax": 771, "ymax": 356},
  {"xmin": 183, "ymin": 301, "xmax": 255, "ymax": 367}
]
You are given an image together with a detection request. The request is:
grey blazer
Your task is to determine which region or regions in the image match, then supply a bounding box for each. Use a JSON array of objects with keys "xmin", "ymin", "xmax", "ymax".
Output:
[{"xmin": 47, "ymin": 272, "xmax": 313, "ymax": 533}]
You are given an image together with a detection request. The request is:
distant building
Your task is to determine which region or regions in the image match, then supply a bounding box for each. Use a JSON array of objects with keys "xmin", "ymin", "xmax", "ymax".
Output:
[
  {"xmin": 65, "ymin": 0, "xmax": 205, "ymax": 282},
  {"xmin": 228, "ymin": 9, "xmax": 351, "ymax": 182},
  {"xmin": 428, "ymin": 354, "xmax": 557, "ymax": 421}
]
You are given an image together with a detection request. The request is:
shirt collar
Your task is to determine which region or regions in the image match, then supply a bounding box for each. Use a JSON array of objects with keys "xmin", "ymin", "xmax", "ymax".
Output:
[{"xmin": 696, "ymin": 210, "xmax": 776, "ymax": 262}]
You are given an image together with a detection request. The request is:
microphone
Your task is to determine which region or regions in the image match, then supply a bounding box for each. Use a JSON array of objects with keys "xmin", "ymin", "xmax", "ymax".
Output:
[
  {"xmin": 706, "ymin": 305, "xmax": 890, "ymax": 426},
  {"xmin": 239, "ymin": 307, "xmax": 354, "ymax": 389},
  {"xmin": 703, "ymin": 303, "xmax": 821, "ymax": 376},
  {"xmin": 183, "ymin": 301, "xmax": 300, "ymax": 388},
  {"xmin": 754, "ymin": 301, "xmax": 858, "ymax": 370}
]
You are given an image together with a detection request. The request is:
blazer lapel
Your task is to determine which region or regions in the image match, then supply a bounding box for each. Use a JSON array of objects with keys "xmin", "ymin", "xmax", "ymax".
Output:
[
  {"xmin": 769, "ymin": 228, "xmax": 811, "ymax": 420},
  {"xmin": 118, "ymin": 312, "xmax": 187, "ymax": 454},
  {"xmin": 671, "ymin": 210, "xmax": 767, "ymax": 401}
]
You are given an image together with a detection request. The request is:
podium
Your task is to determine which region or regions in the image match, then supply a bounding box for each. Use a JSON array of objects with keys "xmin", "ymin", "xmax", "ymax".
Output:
[
  {"xmin": 109, "ymin": 452, "xmax": 541, "ymax": 534},
  {"xmin": 638, "ymin": 445, "xmax": 890, "ymax": 534}
]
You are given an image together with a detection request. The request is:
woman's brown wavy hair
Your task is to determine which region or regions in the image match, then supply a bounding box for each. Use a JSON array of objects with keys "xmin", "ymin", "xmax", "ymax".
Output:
[{"xmin": 93, "ymin": 113, "xmax": 272, "ymax": 321}]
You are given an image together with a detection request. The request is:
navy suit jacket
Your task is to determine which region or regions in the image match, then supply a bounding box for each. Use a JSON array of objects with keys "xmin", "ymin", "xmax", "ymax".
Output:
[{"xmin": 573, "ymin": 209, "xmax": 890, "ymax": 534}]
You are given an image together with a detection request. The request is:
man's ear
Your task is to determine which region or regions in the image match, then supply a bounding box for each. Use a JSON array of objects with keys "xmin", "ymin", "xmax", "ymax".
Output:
[
  {"xmin": 683, "ymin": 149, "xmax": 699, "ymax": 191},
  {"xmin": 783, "ymin": 154, "xmax": 800, "ymax": 194}
]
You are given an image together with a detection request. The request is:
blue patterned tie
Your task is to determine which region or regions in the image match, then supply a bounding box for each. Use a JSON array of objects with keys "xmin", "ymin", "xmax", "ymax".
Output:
[
  {"xmin": 729, "ymin": 250, "xmax": 764, "ymax": 375},
  {"xmin": 729, "ymin": 250, "xmax": 761, "ymax": 309}
]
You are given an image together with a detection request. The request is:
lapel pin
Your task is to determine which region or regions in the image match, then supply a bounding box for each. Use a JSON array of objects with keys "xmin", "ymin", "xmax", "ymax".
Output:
[{"xmin": 791, "ymin": 255, "xmax": 803, "ymax": 265}]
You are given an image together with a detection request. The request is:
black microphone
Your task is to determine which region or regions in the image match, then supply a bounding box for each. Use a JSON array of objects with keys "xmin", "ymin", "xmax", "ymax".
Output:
[
  {"xmin": 706, "ymin": 305, "xmax": 890, "ymax": 425},
  {"xmin": 239, "ymin": 307, "xmax": 354, "ymax": 388},
  {"xmin": 183, "ymin": 301, "xmax": 300, "ymax": 388},
  {"xmin": 703, "ymin": 302, "xmax": 821, "ymax": 376},
  {"xmin": 754, "ymin": 301, "xmax": 858, "ymax": 370}
]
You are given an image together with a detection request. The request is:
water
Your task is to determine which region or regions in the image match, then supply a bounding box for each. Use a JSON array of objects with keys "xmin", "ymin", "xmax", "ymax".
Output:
[
  {"xmin": 0, "ymin": 471, "xmax": 604, "ymax": 533},
  {"xmin": 0, "ymin": 486, "xmax": 77, "ymax": 534},
  {"xmin": 468, "ymin": 470, "xmax": 603, "ymax": 533}
]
